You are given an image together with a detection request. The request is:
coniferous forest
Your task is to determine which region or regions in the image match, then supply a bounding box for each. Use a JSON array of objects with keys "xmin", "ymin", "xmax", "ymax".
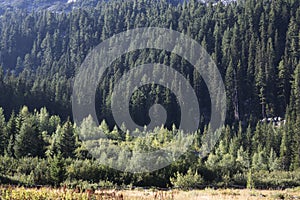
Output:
[{"xmin": 0, "ymin": 0, "xmax": 299, "ymax": 189}]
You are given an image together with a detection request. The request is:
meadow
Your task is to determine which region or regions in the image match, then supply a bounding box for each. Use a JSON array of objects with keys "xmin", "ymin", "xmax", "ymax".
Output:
[{"xmin": 1, "ymin": 186, "xmax": 300, "ymax": 200}]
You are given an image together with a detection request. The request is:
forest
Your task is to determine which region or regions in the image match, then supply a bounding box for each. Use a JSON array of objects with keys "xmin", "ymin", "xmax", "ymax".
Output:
[{"xmin": 0, "ymin": 0, "xmax": 299, "ymax": 189}]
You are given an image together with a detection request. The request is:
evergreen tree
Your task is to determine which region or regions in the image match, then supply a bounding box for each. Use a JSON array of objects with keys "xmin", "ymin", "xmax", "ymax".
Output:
[
  {"xmin": 57, "ymin": 120, "xmax": 76, "ymax": 158},
  {"xmin": 0, "ymin": 108, "xmax": 7, "ymax": 155},
  {"xmin": 279, "ymin": 120, "xmax": 292, "ymax": 170},
  {"xmin": 6, "ymin": 112, "xmax": 17, "ymax": 157},
  {"xmin": 49, "ymin": 153, "xmax": 66, "ymax": 186},
  {"xmin": 290, "ymin": 63, "xmax": 300, "ymax": 118},
  {"xmin": 291, "ymin": 116, "xmax": 300, "ymax": 170},
  {"xmin": 14, "ymin": 115, "xmax": 44, "ymax": 158}
]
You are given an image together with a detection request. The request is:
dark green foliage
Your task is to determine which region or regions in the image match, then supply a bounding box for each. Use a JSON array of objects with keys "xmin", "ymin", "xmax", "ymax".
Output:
[
  {"xmin": 13, "ymin": 107, "xmax": 44, "ymax": 158},
  {"xmin": 49, "ymin": 153, "xmax": 66, "ymax": 186},
  {"xmin": 0, "ymin": 0, "xmax": 299, "ymax": 189},
  {"xmin": 56, "ymin": 120, "xmax": 76, "ymax": 158},
  {"xmin": 0, "ymin": 108, "xmax": 7, "ymax": 155},
  {"xmin": 0, "ymin": 0, "xmax": 298, "ymax": 124}
]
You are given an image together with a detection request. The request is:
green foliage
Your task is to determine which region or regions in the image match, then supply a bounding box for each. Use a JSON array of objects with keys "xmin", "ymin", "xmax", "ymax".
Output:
[
  {"xmin": 14, "ymin": 112, "xmax": 44, "ymax": 158},
  {"xmin": 0, "ymin": 0, "xmax": 298, "ymax": 124},
  {"xmin": 252, "ymin": 170, "xmax": 300, "ymax": 189},
  {"xmin": 0, "ymin": 108, "xmax": 7, "ymax": 155},
  {"xmin": 56, "ymin": 120, "xmax": 76, "ymax": 158},
  {"xmin": 0, "ymin": 0, "xmax": 299, "ymax": 189},
  {"xmin": 170, "ymin": 168, "xmax": 203, "ymax": 189},
  {"xmin": 0, "ymin": 104, "xmax": 299, "ymax": 189},
  {"xmin": 247, "ymin": 169, "xmax": 254, "ymax": 189},
  {"xmin": 49, "ymin": 153, "xmax": 66, "ymax": 186}
]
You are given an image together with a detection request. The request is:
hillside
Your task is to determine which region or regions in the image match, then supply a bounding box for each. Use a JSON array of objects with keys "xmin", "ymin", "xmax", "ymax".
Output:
[
  {"xmin": 0, "ymin": 0, "xmax": 299, "ymax": 190},
  {"xmin": 0, "ymin": 0, "xmax": 233, "ymax": 13},
  {"xmin": 0, "ymin": 0, "xmax": 98, "ymax": 13}
]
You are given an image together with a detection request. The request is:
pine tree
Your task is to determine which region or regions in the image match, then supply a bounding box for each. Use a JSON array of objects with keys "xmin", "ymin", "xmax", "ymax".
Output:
[
  {"xmin": 0, "ymin": 108, "xmax": 7, "ymax": 155},
  {"xmin": 290, "ymin": 63, "xmax": 300, "ymax": 118},
  {"xmin": 268, "ymin": 148, "xmax": 280, "ymax": 171},
  {"xmin": 14, "ymin": 116, "xmax": 44, "ymax": 158},
  {"xmin": 290, "ymin": 64, "xmax": 300, "ymax": 169},
  {"xmin": 225, "ymin": 59, "xmax": 235, "ymax": 123},
  {"xmin": 265, "ymin": 37, "xmax": 276, "ymax": 116},
  {"xmin": 252, "ymin": 146, "xmax": 268, "ymax": 171},
  {"xmin": 291, "ymin": 116, "xmax": 300, "ymax": 170},
  {"xmin": 279, "ymin": 120, "xmax": 292, "ymax": 170},
  {"xmin": 57, "ymin": 120, "xmax": 76, "ymax": 158},
  {"xmin": 49, "ymin": 153, "xmax": 66, "ymax": 186},
  {"xmin": 236, "ymin": 146, "xmax": 250, "ymax": 171},
  {"xmin": 277, "ymin": 59, "xmax": 289, "ymax": 115},
  {"xmin": 255, "ymin": 40, "xmax": 267, "ymax": 118}
]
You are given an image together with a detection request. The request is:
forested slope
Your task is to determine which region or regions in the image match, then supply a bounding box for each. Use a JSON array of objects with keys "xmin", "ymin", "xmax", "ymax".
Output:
[
  {"xmin": 0, "ymin": 0, "xmax": 299, "ymax": 122},
  {"xmin": 0, "ymin": 0, "xmax": 299, "ymax": 188}
]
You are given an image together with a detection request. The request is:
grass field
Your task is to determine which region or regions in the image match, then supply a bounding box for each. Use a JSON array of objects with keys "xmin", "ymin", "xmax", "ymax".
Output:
[{"xmin": 1, "ymin": 187, "xmax": 300, "ymax": 199}]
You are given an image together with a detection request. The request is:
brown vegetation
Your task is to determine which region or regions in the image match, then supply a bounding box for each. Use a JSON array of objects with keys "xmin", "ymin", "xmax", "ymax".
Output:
[{"xmin": 1, "ymin": 186, "xmax": 300, "ymax": 200}]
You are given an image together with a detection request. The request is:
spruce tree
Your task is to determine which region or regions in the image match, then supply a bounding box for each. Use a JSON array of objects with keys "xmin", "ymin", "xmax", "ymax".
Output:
[
  {"xmin": 14, "ymin": 116, "xmax": 44, "ymax": 158},
  {"xmin": 49, "ymin": 153, "xmax": 66, "ymax": 186},
  {"xmin": 0, "ymin": 108, "xmax": 7, "ymax": 155},
  {"xmin": 57, "ymin": 120, "xmax": 76, "ymax": 158}
]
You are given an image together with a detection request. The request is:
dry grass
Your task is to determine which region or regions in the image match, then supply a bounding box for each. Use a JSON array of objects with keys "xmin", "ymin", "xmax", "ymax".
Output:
[
  {"xmin": 1, "ymin": 186, "xmax": 300, "ymax": 199},
  {"xmin": 117, "ymin": 188, "xmax": 300, "ymax": 200}
]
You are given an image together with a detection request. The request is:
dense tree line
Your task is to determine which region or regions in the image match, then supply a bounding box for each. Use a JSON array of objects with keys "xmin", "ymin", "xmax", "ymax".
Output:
[
  {"xmin": 0, "ymin": 0, "xmax": 299, "ymax": 189},
  {"xmin": 0, "ymin": 106, "xmax": 299, "ymax": 188},
  {"xmin": 0, "ymin": 0, "xmax": 299, "ymax": 124}
]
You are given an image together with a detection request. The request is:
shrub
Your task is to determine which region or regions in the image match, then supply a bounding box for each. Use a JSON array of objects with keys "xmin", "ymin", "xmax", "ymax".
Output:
[{"xmin": 170, "ymin": 169, "xmax": 203, "ymax": 189}]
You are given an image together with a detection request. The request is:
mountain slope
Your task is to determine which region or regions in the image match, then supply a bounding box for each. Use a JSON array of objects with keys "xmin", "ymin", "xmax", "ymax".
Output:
[
  {"xmin": 0, "ymin": 0, "xmax": 234, "ymax": 13},
  {"xmin": 0, "ymin": 0, "xmax": 99, "ymax": 13}
]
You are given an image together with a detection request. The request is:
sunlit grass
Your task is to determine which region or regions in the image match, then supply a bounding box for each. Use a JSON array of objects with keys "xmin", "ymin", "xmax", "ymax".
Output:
[{"xmin": 1, "ymin": 187, "xmax": 300, "ymax": 200}]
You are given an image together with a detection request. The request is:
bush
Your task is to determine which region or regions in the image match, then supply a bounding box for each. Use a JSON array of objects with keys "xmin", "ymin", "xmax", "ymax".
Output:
[
  {"xmin": 253, "ymin": 170, "xmax": 300, "ymax": 189},
  {"xmin": 170, "ymin": 169, "xmax": 203, "ymax": 189},
  {"xmin": 232, "ymin": 173, "xmax": 247, "ymax": 186}
]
